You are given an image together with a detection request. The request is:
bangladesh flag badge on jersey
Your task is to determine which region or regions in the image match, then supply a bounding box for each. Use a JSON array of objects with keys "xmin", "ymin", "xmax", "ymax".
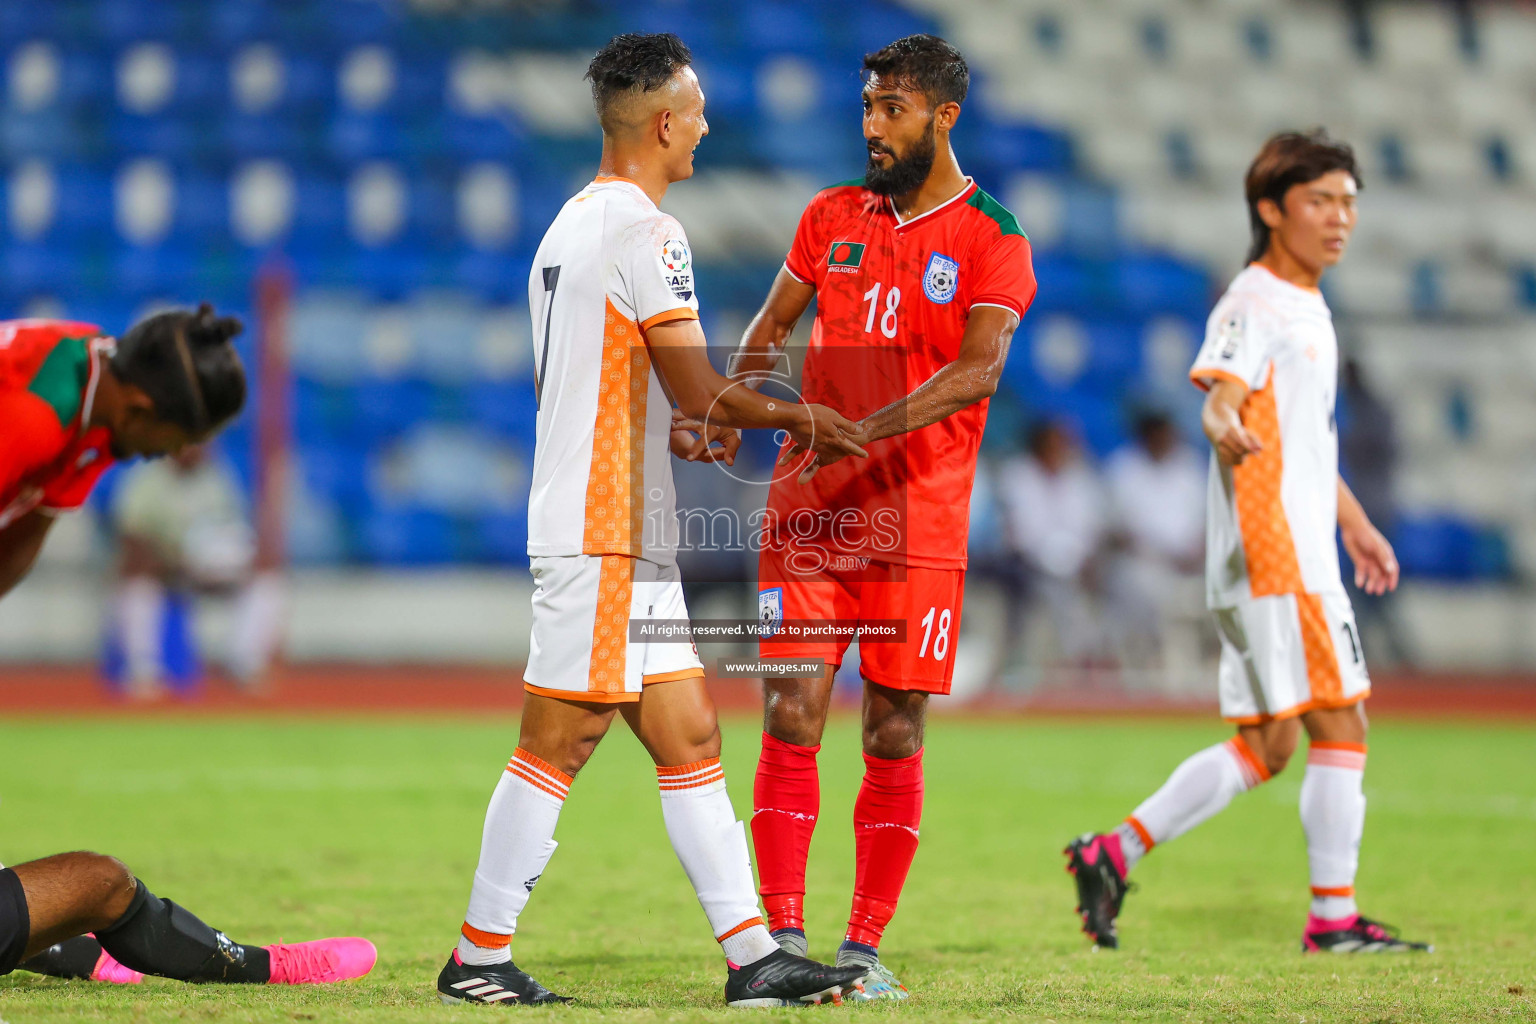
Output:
[{"xmin": 827, "ymin": 241, "xmax": 865, "ymax": 273}]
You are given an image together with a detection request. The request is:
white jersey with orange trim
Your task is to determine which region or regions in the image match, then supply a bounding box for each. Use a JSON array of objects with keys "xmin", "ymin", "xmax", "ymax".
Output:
[
  {"xmin": 1190, "ymin": 263, "xmax": 1343, "ymax": 609},
  {"xmin": 525, "ymin": 176, "xmax": 701, "ymax": 566}
]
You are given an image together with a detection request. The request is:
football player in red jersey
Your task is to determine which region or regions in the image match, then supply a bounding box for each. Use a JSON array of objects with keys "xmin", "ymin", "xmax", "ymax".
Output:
[
  {"xmin": 0, "ymin": 306, "xmax": 246, "ymax": 598},
  {"xmin": 725, "ymin": 35, "xmax": 1037, "ymax": 994},
  {"xmin": 0, "ymin": 305, "xmax": 380, "ymax": 987}
]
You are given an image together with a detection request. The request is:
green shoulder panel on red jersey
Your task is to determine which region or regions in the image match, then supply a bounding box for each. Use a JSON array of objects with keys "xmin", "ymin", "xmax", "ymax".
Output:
[
  {"xmin": 826, "ymin": 176, "xmax": 866, "ymax": 190},
  {"xmin": 966, "ymin": 189, "xmax": 1027, "ymax": 239},
  {"xmin": 27, "ymin": 336, "xmax": 92, "ymax": 427}
]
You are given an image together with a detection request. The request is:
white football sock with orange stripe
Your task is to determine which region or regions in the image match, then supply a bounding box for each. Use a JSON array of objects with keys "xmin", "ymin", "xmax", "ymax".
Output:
[
  {"xmin": 1300, "ymin": 741, "xmax": 1366, "ymax": 920},
  {"xmin": 1118, "ymin": 736, "xmax": 1271, "ymax": 872},
  {"xmin": 457, "ymin": 748, "xmax": 570, "ymax": 967},
  {"xmin": 657, "ymin": 758, "xmax": 778, "ymax": 967}
]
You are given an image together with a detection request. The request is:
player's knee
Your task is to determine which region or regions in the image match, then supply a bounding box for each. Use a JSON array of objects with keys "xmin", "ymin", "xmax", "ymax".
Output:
[
  {"xmin": 764, "ymin": 693, "xmax": 827, "ymax": 747},
  {"xmin": 862, "ymin": 708, "xmax": 924, "ymax": 759},
  {"xmin": 1261, "ymin": 747, "xmax": 1294, "ymax": 777},
  {"xmin": 70, "ymin": 852, "xmax": 138, "ymax": 928}
]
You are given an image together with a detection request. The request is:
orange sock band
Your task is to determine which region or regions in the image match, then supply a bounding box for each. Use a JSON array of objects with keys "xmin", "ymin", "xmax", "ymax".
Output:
[
  {"xmin": 657, "ymin": 757, "xmax": 725, "ymax": 791},
  {"xmin": 460, "ymin": 922, "xmax": 512, "ymax": 949},
  {"xmin": 506, "ymin": 748, "xmax": 572, "ymax": 801},
  {"xmin": 1225, "ymin": 735, "xmax": 1271, "ymax": 788},
  {"xmin": 1123, "ymin": 815, "xmax": 1156, "ymax": 853}
]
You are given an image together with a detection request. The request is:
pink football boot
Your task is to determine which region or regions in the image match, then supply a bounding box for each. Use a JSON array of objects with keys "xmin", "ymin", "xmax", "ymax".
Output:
[
  {"xmin": 90, "ymin": 947, "xmax": 146, "ymax": 985},
  {"xmin": 265, "ymin": 937, "xmax": 378, "ymax": 984}
]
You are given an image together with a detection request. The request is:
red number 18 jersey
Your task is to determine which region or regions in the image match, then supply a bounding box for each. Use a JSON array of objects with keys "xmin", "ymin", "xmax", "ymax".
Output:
[{"xmin": 768, "ymin": 177, "xmax": 1036, "ymax": 569}]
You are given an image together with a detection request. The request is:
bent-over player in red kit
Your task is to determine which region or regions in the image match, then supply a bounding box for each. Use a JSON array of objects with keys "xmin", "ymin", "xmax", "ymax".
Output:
[
  {"xmin": 727, "ymin": 36, "xmax": 1036, "ymax": 995},
  {"xmin": 1, "ymin": 308, "xmax": 377, "ymax": 988}
]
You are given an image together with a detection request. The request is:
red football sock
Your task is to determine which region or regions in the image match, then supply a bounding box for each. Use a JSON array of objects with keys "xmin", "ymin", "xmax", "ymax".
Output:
[
  {"xmin": 752, "ymin": 732, "xmax": 821, "ymax": 933},
  {"xmin": 846, "ymin": 749, "xmax": 923, "ymax": 949}
]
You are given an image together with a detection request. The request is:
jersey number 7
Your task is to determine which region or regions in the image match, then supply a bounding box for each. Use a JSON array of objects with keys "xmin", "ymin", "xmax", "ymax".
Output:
[{"xmin": 535, "ymin": 265, "xmax": 560, "ymax": 409}]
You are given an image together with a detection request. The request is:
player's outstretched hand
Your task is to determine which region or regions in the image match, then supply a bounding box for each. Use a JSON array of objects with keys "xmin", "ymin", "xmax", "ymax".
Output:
[
  {"xmin": 670, "ymin": 413, "xmax": 740, "ymax": 466},
  {"xmin": 780, "ymin": 404, "xmax": 868, "ymax": 482},
  {"xmin": 1342, "ymin": 521, "xmax": 1400, "ymax": 595}
]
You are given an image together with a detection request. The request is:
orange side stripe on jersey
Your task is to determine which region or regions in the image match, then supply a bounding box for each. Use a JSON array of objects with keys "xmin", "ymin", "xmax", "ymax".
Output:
[
  {"xmin": 582, "ymin": 300, "xmax": 649, "ymax": 556},
  {"xmin": 587, "ymin": 555, "xmax": 635, "ymax": 698},
  {"xmin": 461, "ymin": 922, "xmax": 512, "ymax": 948},
  {"xmin": 1310, "ymin": 885, "xmax": 1354, "ymax": 898},
  {"xmin": 638, "ymin": 307, "xmax": 699, "ymax": 332},
  {"xmin": 642, "ymin": 668, "xmax": 705, "ymax": 685},
  {"xmin": 1188, "ymin": 367, "xmax": 1249, "ymax": 393},
  {"xmin": 1231, "ymin": 379, "xmax": 1305, "ymax": 597},
  {"xmin": 1296, "ymin": 593, "xmax": 1344, "ymax": 707},
  {"xmin": 1123, "ymin": 816, "xmax": 1156, "ymax": 853}
]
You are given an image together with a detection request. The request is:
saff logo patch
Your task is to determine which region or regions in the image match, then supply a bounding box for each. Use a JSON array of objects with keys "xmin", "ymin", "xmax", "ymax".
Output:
[
  {"xmin": 758, "ymin": 587, "xmax": 784, "ymax": 638},
  {"xmin": 1215, "ymin": 312, "xmax": 1244, "ymax": 360},
  {"xmin": 827, "ymin": 241, "xmax": 865, "ymax": 274},
  {"xmin": 660, "ymin": 238, "xmax": 694, "ymax": 301},
  {"xmin": 923, "ymin": 252, "xmax": 959, "ymax": 304}
]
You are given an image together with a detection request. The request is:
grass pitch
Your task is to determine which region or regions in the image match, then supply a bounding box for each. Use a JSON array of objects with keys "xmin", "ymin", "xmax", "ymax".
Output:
[{"xmin": 0, "ymin": 712, "xmax": 1532, "ymax": 1023}]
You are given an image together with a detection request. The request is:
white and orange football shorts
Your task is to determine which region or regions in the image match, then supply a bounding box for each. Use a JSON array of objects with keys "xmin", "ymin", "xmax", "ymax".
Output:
[
  {"xmin": 1213, "ymin": 591, "xmax": 1371, "ymax": 724},
  {"xmin": 524, "ymin": 554, "xmax": 703, "ymax": 703}
]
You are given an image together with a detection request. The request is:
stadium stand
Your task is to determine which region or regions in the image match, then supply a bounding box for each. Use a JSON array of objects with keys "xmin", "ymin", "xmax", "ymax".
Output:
[{"xmin": 0, "ymin": 0, "xmax": 1531, "ymax": 585}]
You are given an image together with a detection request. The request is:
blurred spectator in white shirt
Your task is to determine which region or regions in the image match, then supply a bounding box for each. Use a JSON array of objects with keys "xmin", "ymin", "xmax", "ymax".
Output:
[
  {"xmin": 110, "ymin": 445, "xmax": 284, "ymax": 696},
  {"xmin": 1103, "ymin": 410, "xmax": 1209, "ymax": 687},
  {"xmin": 997, "ymin": 420, "xmax": 1106, "ymax": 663}
]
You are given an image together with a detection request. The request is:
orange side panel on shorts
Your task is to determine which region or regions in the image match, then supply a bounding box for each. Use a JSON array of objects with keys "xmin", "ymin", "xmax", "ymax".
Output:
[
  {"xmin": 1232, "ymin": 378, "xmax": 1304, "ymax": 596},
  {"xmin": 583, "ymin": 300, "xmax": 650, "ymax": 555},
  {"xmin": 588, "ymin": 555, "xmax": 635, "ymax": 697},
  {"xmin": 1296, "ymin": 593, "xmax": 1344, "ymax": 706}
]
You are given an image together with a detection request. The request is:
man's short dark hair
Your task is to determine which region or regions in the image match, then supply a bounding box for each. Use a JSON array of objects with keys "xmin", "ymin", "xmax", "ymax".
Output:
[
  {"xmin": 1244, "ymin": 128, "xmax": 1362, "ymax": 263},
  {"xmin": 585, "ymin": 32, "xmax": 693, "ymax": 134},
  {"xmin": 862, "ymin": 34, "xmax": 969, "ymax": 109},
  {"xmin": 112, "ymin": 303, "xmax": 246, "ymax": 434}
]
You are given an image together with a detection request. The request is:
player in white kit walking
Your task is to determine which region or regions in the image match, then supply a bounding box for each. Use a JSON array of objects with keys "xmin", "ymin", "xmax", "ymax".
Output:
[
  {"xmin": 1065, "ymin": 130, "xmax": 1432, "ymax": 954},
  {"xmin": 436, "ymin": 33, "xmax": 875, "ymax": 1007}
]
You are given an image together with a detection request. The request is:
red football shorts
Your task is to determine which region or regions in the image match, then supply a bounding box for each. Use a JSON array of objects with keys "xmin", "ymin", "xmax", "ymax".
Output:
[{"xmin": 757, "ymin": 544, "xmax": 965, "ymax": 695}]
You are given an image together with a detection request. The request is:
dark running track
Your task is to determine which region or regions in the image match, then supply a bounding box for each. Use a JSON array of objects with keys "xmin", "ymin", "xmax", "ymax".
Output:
[{"xmin": 0, "ymin": 666, "xmax": 1534, "ymax": 720}]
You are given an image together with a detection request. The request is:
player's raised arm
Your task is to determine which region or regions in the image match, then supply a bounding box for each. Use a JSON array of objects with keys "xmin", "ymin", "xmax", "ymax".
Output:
[
  {"xmin": 646, "ymin": 316, "xmax": 867, "ymax": 464},
  {"xmin": 729, "ymin": 267, "xmax": 816, "ymax": 386},
  {"xmin": 1199, "ymin": 377, "xmax": 1264, "ymax": 467}
]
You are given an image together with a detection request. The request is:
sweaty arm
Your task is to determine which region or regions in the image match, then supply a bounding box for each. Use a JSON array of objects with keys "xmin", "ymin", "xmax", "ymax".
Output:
[
  {"xmin": 1200, "ymin": 377, "xmax": 1263, "ymax": 466},
  {"xmin": 646, "ymin": 316, "xmax": 866, "ymax": 464},
  {"xmin": 730, "ymin": 267, "xmax": 815, "ymax": 386},
  {"xmin": 855, "ymin": 304, "xmax": 1017, "ymax": 444},
  {"xmin": 0, "ymin": 510, "xmax": 55, "ymax": 599}
]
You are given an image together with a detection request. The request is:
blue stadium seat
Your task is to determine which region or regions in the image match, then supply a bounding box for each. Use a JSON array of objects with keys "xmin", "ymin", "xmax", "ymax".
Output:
[
  {"xmin": 742, "ymin": 2, "xmax": 833, "ymax": 56},
  {"xmin": 0, "ymin": 5, "xmax": 65, "ymax": 39},
  {"xmin": 357, "ymin": 506, "xmax": 457, "ymax": 565},
  {"xmin": 1026, "ymin": 252, "xmax": 1095, "ymax": 313},
  {"xmin": 1393, "ymin": 515, "xmax": 1512, "ymax": 581},
  {"xmin": 1112, "ymin": 253, "xmax": 1211, "ymax": 317},
  {"xmin": 206, "ymin": 1, "xmax": 285, "ymax": 49},
  {"xmin": 58, "ymin": 51, "xmax": 115, "ymax": 109},
  {"xmin": 437, "ymin": 113, "xmax": 523, "ymax": 163},
  {"xmin": 108, "ymin": 114, "xmax": 201, "ymax": 160},
  {"xmin": 325, "ymin": 112, "xmax": 406, "ymax": 163},
  {"xmin": 838, "ymin": 3, "xmax": 940, "ymax": 62},
  {"xmin": 297, "ymin": 438, "xmax": 373, "ymax": 517},
  {"xmin": 88, "ymin": 0, "xmax": 196, "ymax": 44},
  {"xmin": 350, "ymin": 378, "xmax": 434, "ymax": 441},
  {"xmin": 0, "ymin": 110, "xmax": 85, "ymax": 160},
  {"xmin": 222, "ymin": 113, "xmax": 309, "ymax": 162},
  {"xmin": 472, "ymin": 509, "xmax": 530, "ymax": 566},
  {"xmin": 465, "ymin": 379, "xmax": 538, "ymax": 447},
  {"xmin": 112, "ymin": 244, "xmax": 196, "ymax": 300},
  {"xmin": 1, "ymin": 243, "xmax": 83, "ymax": 299},
  {"xmin": 1026, "ymin": 388, "xmax": 1128, "ymax": 458}
]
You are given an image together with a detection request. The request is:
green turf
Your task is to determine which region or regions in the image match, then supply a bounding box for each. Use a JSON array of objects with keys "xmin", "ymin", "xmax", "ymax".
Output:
[{"xmin": 0, "ymin": 713, "xmax": 1532, "ymax": 1022}]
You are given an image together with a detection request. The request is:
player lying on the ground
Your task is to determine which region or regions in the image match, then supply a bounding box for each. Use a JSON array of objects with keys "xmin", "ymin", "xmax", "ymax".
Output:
[
  {"xmin": 439, "ymin": 33, "xmax": 875, "ymax": 1009},
  {"xmin": 1, "ymin": 852, "xmax": 374, "ymax": 985},
  {"xmin": 1, "ymin": 306, "xmax": 246, "ymax": 601},
  {"xmin": 723, "ymin": 35, "xmax": 1035, "ymax": 997},
  {"xmin": 1065, "ymin": 129, "xmax": 1431, "ymax": 955}
]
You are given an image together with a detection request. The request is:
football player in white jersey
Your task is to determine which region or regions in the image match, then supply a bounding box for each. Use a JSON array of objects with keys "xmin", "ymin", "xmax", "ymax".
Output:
[
  {"xmin": 437, "ymin": 33, "xmax": 876, "ymax": 1007},
  {"xmin": 1065, "ymin": 130, "xmax": 1431, "ymax": 954}
]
